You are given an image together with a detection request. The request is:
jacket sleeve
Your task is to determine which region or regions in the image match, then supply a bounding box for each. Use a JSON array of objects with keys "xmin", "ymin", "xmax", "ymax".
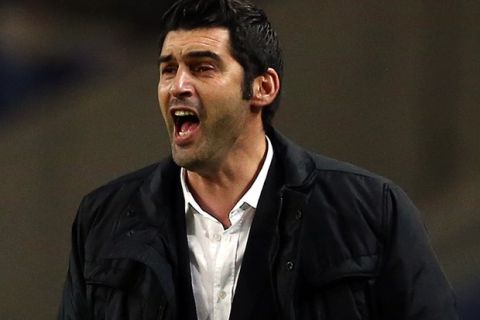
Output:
[
  {"xmin": 375, "ymin": 184, "xmax": 458, "ymax": 319},
  {"xmin": 58, "ymin": 198, "xmax": 90, "ymax": 320}
]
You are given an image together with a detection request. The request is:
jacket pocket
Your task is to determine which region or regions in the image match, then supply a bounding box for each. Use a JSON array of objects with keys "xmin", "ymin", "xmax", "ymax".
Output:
[
  {"xmin": 85, "ymin": 259, "xmax": 167, "ymax": 320},
  {"xmin": 297, "ymin": 255, "xmax": 378, "ymax": 320}
]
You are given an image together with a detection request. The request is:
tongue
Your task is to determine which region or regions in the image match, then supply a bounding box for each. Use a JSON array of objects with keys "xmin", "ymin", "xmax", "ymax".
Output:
[{"xmin": 180, "ymin": 121, "xmax": 198, "ymax": 133}]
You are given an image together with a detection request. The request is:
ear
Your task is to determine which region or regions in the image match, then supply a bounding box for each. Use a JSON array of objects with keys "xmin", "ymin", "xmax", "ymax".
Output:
[{"xmin": 250, "ymin": 68, "xmax": 280, "ymax": 110}]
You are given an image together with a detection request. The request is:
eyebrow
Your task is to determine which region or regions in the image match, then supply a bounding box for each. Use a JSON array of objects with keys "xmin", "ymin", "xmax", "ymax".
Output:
[
  {"xmin": 158, "ymin": 54, "xmax": 173, "ymax": 64},
  {"xmin": 158, "ymin": 50, "xmax": 222, "ymax": 64}
]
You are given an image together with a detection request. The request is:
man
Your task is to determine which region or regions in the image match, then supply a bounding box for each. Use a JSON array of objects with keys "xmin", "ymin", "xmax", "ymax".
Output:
[{"xmin": 59, "ymin": 0, "xmax": 458, "ymax": 319}]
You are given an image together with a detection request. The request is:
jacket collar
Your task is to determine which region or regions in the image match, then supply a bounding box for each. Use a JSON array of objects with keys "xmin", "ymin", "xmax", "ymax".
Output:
[{"xmin": 266, "ymin": 126, "xmax": 317, "ymax": 189}]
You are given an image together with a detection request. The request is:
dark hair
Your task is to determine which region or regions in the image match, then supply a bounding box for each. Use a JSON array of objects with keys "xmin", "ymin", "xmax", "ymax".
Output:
[{"xmin": 158, "ymin": 0, "xmax": 283, "ymax": 128}]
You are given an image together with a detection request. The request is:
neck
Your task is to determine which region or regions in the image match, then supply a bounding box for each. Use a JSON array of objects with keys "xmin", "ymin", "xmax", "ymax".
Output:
[{"xmin": 186, "ymin": 132, "xmax": 267, "ymax": 228}]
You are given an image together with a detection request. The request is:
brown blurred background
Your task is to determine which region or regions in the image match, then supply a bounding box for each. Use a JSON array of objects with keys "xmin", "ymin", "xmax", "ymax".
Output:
[{"xmin": 1, "ymin": 0, "xmax": 479, "ymax": 319}]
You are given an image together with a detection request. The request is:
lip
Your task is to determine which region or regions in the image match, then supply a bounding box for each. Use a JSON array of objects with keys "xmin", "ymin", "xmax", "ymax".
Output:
[{"xmin": 174, "ymin": 125, "xmax": 200, "ymax": 146}]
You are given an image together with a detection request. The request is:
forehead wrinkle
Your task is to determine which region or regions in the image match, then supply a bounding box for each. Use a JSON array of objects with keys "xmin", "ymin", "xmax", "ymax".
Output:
[
  {"xmin": 161, "ymin": 28, "xmax": 231, "ymax": 60},
  {"xmin": 159, "ymin": 50, "xmax": 223, "ymax": 68},
  {"xmin": 186, "ymin": 50, "xmax": 221, "ymax": 62}
]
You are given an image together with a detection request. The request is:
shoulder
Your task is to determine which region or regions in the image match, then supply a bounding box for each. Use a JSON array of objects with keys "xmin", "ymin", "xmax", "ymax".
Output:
[
  {"xmin": 308, "ymin": 151, "xmax": 393, "ymax": 195},
  {"xmin": 306, "ymin": 151, "xmax": 392, "ymax": 211},
  {"xmin": 268, "ymin": 127, "xmax": 393, "ymax": 191},
  {"xmin": 306, "ymin": 151, "xmax": 414, "ymax": 212},
  {"xmin": 305, "ymin": 152, "xmax": 401, "ymax": 229},
  {"xmin": 302, "ymin": 148, "xmax": 420, "ymax": 252},
  {"xmin": 268, "ymin": 128, "xmax": 412, "ymax": 229},
  {"xmin": 75, "ymin": 158, "xmax": 176, "ymax": 229},
  {"xmin": 310, "ymin": 151, "xmax": 388, "ymax": 180},
  {"xmin": 83, "ymin": 162, "xmax": 158, "ymax": 206}
]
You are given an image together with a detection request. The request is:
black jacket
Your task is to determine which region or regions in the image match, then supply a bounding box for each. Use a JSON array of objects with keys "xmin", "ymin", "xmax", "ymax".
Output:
[{"xmin": 59, "ymin": 128, "xmax": 458, "ymax": 320}]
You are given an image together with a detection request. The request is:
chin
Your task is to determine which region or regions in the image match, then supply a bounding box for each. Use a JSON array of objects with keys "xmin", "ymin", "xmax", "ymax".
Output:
[{"xmin": 172, "ymin": 153, "xmax": 199, "ymax": 170}]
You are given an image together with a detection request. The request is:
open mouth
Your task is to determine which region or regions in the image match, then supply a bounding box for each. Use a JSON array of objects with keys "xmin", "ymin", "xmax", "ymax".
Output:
[{"xmin": 172, "ymin": 110, "xmax": 200, "ymax": 138}]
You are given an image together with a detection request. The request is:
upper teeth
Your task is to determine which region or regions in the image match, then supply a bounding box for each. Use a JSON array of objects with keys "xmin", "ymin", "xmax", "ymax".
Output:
[{"xmin": 174, "ymin": 110, "xmax": 195, "ymax": 117}]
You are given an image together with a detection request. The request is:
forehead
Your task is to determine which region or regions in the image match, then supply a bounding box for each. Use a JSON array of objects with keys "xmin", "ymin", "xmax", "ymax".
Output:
[{"xmin": 160, "ymin": 27, "xmax": 232, "ymax": 58}]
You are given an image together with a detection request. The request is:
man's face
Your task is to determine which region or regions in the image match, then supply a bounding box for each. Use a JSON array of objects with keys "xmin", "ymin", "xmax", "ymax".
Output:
[{"xmin": 158, "ymin": 27, "xmax": 254, "ymax": 172}]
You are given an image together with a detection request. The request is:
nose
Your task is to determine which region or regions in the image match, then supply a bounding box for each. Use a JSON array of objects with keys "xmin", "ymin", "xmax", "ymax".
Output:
[{"xmin": 169, "ymin": 67, "xmax": 193, "ymax": 99}]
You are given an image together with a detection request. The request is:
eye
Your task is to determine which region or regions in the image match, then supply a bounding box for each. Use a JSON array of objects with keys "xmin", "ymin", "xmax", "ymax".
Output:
[
  {"xmin": 160, "ymin": 64, "xmax": 177, "ymax": 77},
  {"xmin": 192, "ymin": 63, "xmax": 215, "ymax": 74}
]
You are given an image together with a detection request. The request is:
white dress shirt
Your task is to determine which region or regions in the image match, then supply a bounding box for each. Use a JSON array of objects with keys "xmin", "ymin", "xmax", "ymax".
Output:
[{"xmin": 180, "ymin": 137, "xmax": 273, "ymax": 320}]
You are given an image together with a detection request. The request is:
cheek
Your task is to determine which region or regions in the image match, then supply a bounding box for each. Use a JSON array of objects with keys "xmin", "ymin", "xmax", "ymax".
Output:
[
  {"xmin": 157, "ymin": 84, "xmax": 170, "ymax": 115},
  {"xmin": 157, "ymin": 82, "xmax": 169, "ymax": 100}
]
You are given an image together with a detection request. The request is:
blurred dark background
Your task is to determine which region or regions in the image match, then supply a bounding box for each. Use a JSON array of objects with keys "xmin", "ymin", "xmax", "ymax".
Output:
[{"xmin": 1, "ymin": 0, "xmax": 479, "ymax": 319}]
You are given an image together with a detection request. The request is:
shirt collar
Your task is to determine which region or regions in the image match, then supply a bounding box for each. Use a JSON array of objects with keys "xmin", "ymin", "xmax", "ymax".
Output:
[{"xmin": 180, "ymin": 136, "xmax": 274, "ymax": 214}]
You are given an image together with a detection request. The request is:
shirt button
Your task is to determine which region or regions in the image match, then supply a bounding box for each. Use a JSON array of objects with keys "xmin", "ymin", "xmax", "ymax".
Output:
[
  {"xmin": 213, "ymin": 234, "xmax": 222, "ymax": 241},
  {"xmin": 218, "ymin": 291, "xmax": 227, "ymax": 300},
  {"xmin": 286, "ymin": 261, "xmax": 294, "ymax": 271}
]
